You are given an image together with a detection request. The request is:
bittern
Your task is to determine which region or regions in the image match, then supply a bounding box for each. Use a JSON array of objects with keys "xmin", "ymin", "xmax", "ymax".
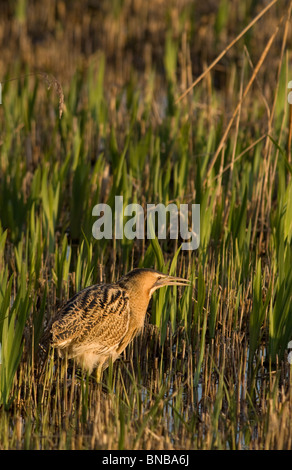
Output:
[{"xmin": 50, "ymin": 268, "xmax": 191, "ymax": 380}]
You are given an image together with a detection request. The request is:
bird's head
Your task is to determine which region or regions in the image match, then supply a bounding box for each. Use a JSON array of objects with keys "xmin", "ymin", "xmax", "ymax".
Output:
[{"xmin": 118, "ymin": 268, "xmax": 191, "ymax": 298}]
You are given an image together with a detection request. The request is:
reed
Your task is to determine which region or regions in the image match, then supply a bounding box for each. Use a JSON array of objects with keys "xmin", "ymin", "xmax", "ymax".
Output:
[{"xmin": 0, "ymin": 0, "xmax": 291, "ymax": 450}]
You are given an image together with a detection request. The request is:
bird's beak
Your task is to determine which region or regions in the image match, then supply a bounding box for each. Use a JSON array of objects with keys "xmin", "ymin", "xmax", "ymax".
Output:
[{"xmin": 154, "ymin": 275, "xmax": 191, "ymax": 289}]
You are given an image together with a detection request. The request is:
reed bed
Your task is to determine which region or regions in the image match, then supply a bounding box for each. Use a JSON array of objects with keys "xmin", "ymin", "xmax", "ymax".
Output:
[{"xmin": 0, "ymin": 0, "xmax": 292, "ymax": 450}]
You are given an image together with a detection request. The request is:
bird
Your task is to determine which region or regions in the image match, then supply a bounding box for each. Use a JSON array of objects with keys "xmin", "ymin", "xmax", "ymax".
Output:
[{"xmin": 49, "ymin": 268, "xmax": 191, "ymax": 381}]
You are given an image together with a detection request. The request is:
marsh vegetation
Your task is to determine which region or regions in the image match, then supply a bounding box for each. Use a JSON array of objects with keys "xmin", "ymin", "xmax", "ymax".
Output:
[{"xmin": 0, "ymin": 0, "xmax": 292, "ymax": 450}]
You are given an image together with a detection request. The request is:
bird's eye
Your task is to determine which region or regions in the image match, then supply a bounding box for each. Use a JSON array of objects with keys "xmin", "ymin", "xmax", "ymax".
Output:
[{"xmin": 157, "ymin": 276, "xmax": 162, "ymax": 280}]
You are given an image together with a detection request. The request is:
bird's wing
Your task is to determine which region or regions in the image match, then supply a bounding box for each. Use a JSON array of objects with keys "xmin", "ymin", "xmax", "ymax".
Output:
[{"xmin": 51, "ymin": 284, "xmax": 130, "ymax": 352}]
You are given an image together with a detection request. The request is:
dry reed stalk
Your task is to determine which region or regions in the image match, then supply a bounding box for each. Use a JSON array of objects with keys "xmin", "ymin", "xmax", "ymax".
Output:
[
  {"xmin": 243, "ymin": 45, "xmax": 271, "ymax": 123},
  {"xmin": 212, "ymin": 134, "xmax": 267, "ymax": 182},
  {"xmin": 204, "ymin": 14, "xmax": 285, "ymax": 184},
  {"xmin": 260, "ymin": 0, "xmax": 292, "ymax": 233},
  {"xmin": 268, "ymin": 52, "xmax": 291, "ymax": 198},
  {"xmin": 175, "ymin": 0, "xmax": 279, "ymax": 104},
  {"xmin": 247, "ymin": 2, "xmax": 292, "ymax": 248}
]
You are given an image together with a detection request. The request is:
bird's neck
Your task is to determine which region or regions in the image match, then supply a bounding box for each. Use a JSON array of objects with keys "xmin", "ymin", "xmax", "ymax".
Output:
[{"xmin": 128, "ymin": 290, "xmax": 151, "ymax": 330}]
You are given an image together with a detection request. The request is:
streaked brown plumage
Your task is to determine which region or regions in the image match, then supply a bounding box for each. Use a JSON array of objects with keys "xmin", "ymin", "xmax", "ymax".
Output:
[{"xmin": 50, "ymin": 268, "xmax": 191, "ymax": 380}]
